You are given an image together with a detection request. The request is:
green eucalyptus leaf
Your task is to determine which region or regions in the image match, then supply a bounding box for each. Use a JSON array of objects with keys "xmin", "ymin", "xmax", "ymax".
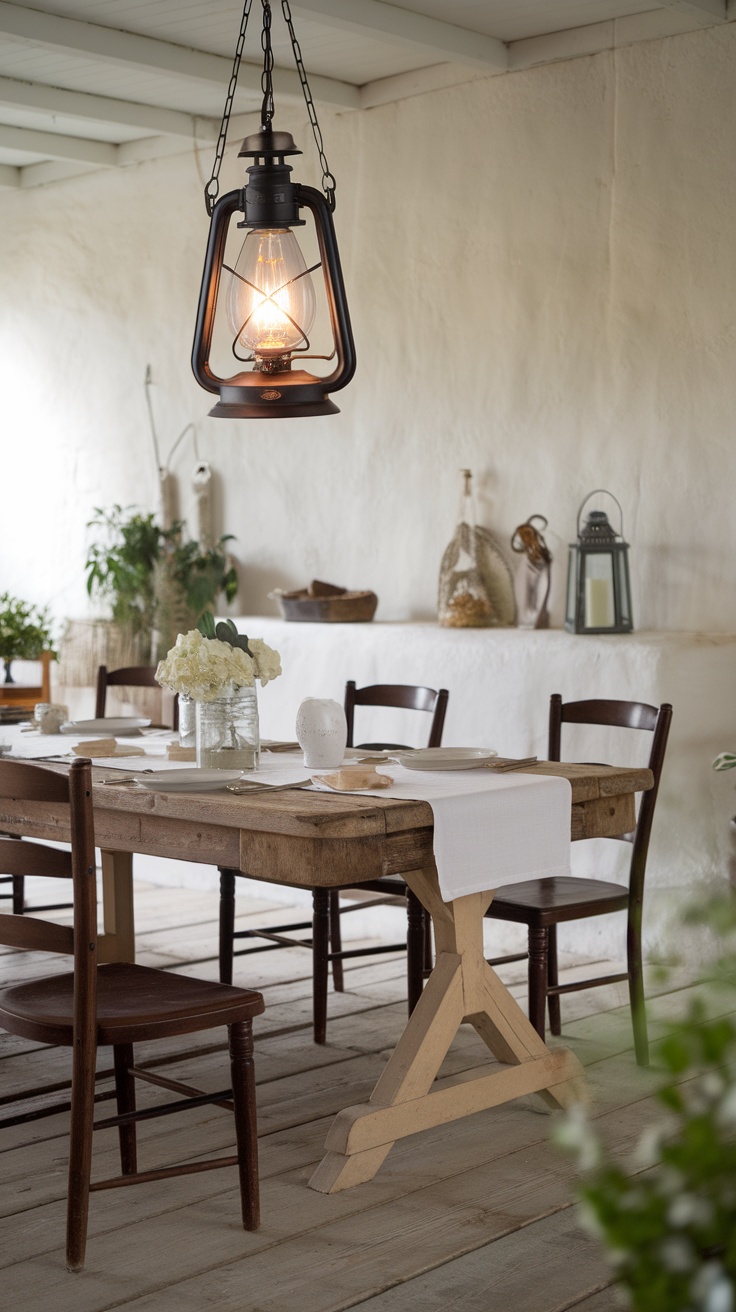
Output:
[{"xmin": 197, "ymin": 612, "xmax": 217, "ymax": 639}]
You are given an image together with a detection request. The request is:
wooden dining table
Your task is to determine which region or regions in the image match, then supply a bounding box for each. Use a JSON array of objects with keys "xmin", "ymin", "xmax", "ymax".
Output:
[{"xmin": 0, "ymin": 756, "xmax": 652, "ymax": 1193}]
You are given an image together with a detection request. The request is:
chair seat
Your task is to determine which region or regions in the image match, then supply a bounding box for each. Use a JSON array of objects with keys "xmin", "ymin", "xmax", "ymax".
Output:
[
  {"xmin": 490, "ymin": 876, "xmax": 630, "ymax": 926},
  {"xmin": 0, "ymin": 962, "xmax": 264, "ymax": 1047}
]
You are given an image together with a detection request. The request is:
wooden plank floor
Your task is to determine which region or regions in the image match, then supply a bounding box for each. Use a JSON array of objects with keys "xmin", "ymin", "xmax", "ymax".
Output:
[{"xmin": 0, "ymin": 879, "xmax": 714, "ymax": 1311}]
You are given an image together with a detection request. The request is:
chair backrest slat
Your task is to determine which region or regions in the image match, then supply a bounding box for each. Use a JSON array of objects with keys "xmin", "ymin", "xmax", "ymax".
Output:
[
  {"xmin": 96, "ymin": 664, "xmax": 177, "ymax": 729},
  {"xmin": 0, "ymin": 911, "xmax": 73, "ymax": 955},
  {"xmin": 0, "ymin": 759, "xmax": 70, "ymax": 803},
  {"xmin": 0, "ymin": 837, "xmax": 72, "ymax": 879},
  {"xmin": 344, "ymin": 682, "xmax": 449, "ymax": 750}
]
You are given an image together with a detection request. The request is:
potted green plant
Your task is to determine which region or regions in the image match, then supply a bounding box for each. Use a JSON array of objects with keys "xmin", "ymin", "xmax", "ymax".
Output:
[
  {"xmin": 0, "ymin": 593, "xmax": 55, "ymax": 683},
  {"xmin": 84, "ymin": 505, "xmax": 238, "ymax": 662}
]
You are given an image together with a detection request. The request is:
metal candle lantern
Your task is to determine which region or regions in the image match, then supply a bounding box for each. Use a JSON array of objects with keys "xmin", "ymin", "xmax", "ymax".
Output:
[{"xmin": 565, "ymin": 490, "xmax": 633, "ymax": 634}]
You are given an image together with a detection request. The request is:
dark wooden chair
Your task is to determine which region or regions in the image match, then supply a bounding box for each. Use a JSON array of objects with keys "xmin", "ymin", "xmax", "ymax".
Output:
[
  {"xmin": 218, "ymin": 681, "xmax": 449, "ymax": 1043},
  {"xmin": 5, "ymin": 664, "xmax": 178, "ymax": 919},
  {"xmin": 0, "ymin": 757, "xmax": 264, "ymax": 1271},
  {"xmin": 96, "ymin": 663, "xmax": 178, "ymax": 729},
  {"xmin": 485, "ymin": 695, "xmax": 672, "ymax": 1065}
]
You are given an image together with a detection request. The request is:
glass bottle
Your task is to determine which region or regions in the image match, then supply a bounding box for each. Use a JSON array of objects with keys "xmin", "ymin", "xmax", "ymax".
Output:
[{"xmin": 438, "ymin": 470, "xmax": 494, "ymax": 627}]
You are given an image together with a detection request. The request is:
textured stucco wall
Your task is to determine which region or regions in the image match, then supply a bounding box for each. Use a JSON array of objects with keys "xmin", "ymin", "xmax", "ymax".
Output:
[{"xmin": 1, "ymin": 24, "xmax": 735, "ymax": 637}]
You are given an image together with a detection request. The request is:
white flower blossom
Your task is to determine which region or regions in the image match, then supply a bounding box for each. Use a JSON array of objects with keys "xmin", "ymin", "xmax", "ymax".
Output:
[
  {"xmin": 155, "ymin": 629, "xmax": 281, "ymax": 701},
  {"xmin": 667, "ymin": 1192, "xmax": 714, "ymax": 1230},
  {"xmin": 658, "ymin": 1235, "xmax": 696, "ymax": 1274},
  {"xmin": 692, "ymin": 1263, "xmax": 735, "ymax": 1312}
]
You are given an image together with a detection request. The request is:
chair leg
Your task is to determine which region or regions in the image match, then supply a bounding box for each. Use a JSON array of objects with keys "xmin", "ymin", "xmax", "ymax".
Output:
[
  {"xmin": 406, "ymin": 888, "xmax": 425, "ymax": 1015},
  {"xmin": 627, "ymin": 913, "xmax": 649, "ymax": 1067},
  {"xmin": 113, "ymin": 1043, "xmax": 138, "ymax": 1174},
  {"xmin": 66, "ymin": 1031, "xmax": 97, "ymax": 1271},
  {"xmin": 547, "ymin": 924, "xmax": 561, "ymax": 1036},
  {"xmin": 423, "ymin": 907, "xmax": 433, "ymax": 976},
  {"xmin": 218, "ymin": 867, "xmax": 236, "ymax": 986},
  {"xmin": 228, "ymin": 1020, "xmax": 260, "ymax": 1231},
  {"xmin": 312, "ymin": 888, "xmax": 330, "ymax": 1044},
  {"xmin": 329, "ymin": 889, "xmax": 345, "ymax": 992},
  {"xmin": 527, "ymin": 926, "xmax": 549, "ymax": 1040},
  {"xmin": 12, "ymin": 874, "xmax": 24, "ymax": 915}
]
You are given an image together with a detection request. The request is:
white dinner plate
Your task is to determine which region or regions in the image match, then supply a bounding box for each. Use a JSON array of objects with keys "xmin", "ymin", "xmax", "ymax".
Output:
[
  {"xmin": 133, "ymin": 768, "xmax": 243, "ymax": 792},
  {"xmin": 60, "ymin": 717, "xmax": 151, "ymax": 736},
  {"xmin": 395, "ymin": 747, "xmax": 498, "ymax": 771}
]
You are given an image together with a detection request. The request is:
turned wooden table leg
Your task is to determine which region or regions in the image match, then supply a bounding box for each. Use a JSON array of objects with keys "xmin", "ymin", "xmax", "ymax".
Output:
[{"xmin": 99, "ymin": 850, "xmax": 135, "ymax": 963}]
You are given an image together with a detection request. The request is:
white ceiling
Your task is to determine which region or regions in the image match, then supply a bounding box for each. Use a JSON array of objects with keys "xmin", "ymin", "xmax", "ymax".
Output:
[{"xmin": 0, "ymin": 0, "xmax": 732, "ymax": 190}]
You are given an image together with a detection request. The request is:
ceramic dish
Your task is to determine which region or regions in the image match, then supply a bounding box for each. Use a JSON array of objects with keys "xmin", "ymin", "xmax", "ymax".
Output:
[
  {"xmin": 132, "ymin": 768, "xmax": 243, "ymax": 792},
  {"xmin": 60, "ymin": 717, "xmax": 151, "ymax": 736},
  {"xmin": 395, "ymin": 747, "xmax": 498, "ymax": 771}
]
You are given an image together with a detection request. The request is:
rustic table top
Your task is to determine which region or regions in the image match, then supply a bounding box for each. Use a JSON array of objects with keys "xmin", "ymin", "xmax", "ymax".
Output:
[{"xmin": 0, "ymin": 758, "xmax": 653, "ymax": 888}]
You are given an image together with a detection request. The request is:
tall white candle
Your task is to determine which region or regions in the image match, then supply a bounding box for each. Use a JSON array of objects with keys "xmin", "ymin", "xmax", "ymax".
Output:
[{"xmin": 585, "ymin": 577, "xmax": 614, "ymax": 628}]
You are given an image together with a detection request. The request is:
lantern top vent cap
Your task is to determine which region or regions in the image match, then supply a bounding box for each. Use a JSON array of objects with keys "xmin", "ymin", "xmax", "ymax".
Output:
[
  {"xmin": 239, "ymin": 128, "xmax": 302, "ymax": 159},
  {"xmin": 579, "ymin": 510, "xmax": 618, "ymax": 543}
]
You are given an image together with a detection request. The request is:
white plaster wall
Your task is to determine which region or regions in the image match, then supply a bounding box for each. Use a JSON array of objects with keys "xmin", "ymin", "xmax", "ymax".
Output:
[{"xmin": 1, "ymin": 24, "xmax": 735, "ymax": 634}]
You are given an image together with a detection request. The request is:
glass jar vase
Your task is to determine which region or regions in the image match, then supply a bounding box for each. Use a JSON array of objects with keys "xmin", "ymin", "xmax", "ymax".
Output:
[
  {"xmin": 177, "ymin": 695, "xmax": 196, "ymax": 749},
  {"xmin": 195, "ymin": 684, "xmax": 260, "ymax": 771}
]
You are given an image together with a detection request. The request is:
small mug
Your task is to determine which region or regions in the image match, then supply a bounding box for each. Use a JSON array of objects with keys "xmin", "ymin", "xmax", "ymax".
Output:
[{"xmin": 36, "ymin": 703, "xmax": 68, "ymax": 734}]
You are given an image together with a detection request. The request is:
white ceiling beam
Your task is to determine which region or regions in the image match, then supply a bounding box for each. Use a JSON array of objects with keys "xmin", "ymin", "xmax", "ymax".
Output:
[
  {"xmin": 0, "ymin": 122, "xmax": 117, "ymax": 165},
  {"xmin": 19, "ymin": 159, "xmax": 100, "ymax": 188},
  {"xmin": 0, "ymin": 161, "xmax": 19, "ymax": 188},
  {"xmin": 360, "ymin": 63, "xmax": 493, "ymax": 110},
  {"xmin": 0, "ymin": 75, "xmax": 217, "ymax": 140},
  {"xmin": 0, "ymin": 2, "xmax": 359, "ymax": 109},
  {"xmin": 296, "ymin": 0, "xmax": 507, "ymax": 71},
  {"xmin": 655, "ymin": 0, "xmax": 728, "ymax": 23}
]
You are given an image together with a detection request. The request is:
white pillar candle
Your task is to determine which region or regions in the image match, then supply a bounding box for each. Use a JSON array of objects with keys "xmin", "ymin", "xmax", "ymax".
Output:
[{"xmin": 585, "ymin": 576, "xmax": 615, "ymax": 628}]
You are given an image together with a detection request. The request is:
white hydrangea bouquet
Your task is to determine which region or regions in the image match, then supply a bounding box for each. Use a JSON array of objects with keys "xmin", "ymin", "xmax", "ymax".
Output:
[{"xmin": 156, "ymin": 616, "xmax": 281, "ymax": 701}]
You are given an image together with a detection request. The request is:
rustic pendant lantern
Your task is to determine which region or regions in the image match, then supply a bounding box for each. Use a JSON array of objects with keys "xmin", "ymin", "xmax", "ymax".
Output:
[
  {"xmin": 192, "ymin": 0, "xmax": 356, "ymax": 419},
  {"xmin": 565, "ymin": 490, "xmax": 633, "ymax": 634}
]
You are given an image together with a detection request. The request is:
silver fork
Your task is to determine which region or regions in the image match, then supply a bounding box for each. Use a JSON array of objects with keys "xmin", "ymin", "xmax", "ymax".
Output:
[{"xmin": 100, "ymin": 769, "xmax": 155, "ymax": 785}]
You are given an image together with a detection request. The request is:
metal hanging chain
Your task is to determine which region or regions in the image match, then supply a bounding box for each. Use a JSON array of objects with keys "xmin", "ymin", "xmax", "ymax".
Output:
[
  {"xmin": 260, "ymin": 0, "xmax": 274, "ymax": 130},
  {"xmin": 280, "ymin": 0, "xmax": 336, "ymax": 212},
  {"xmin": 204, "ymin": 0, "xmax": 254, "ymax": 216},
  {"xmin": 204, "ymin": 0, "xmax": 337, "ymax": 217}
]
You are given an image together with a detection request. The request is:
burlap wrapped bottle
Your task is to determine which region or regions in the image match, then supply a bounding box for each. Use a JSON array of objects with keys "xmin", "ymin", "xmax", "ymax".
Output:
[{"xmin": 438, "ymin": 470, "xmax": 495, "ymax": 628}]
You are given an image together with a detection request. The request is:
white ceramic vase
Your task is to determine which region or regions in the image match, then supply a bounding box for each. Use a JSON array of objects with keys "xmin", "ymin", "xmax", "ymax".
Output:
[{"xmin": 295, "ymin": 697, "xmax": 347, "ymax": 768}]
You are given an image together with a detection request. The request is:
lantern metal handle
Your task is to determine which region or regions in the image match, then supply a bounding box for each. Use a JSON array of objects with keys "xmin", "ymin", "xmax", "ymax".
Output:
[{"xmin": 576, "ymin": 489, "xmax": 624, "ymax": 539}]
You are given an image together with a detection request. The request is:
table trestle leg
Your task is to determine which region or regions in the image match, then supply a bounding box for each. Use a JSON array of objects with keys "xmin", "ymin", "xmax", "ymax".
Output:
[{"xmin": 310, "ymin": 866, "xmax": 587, "ymax": 1193}]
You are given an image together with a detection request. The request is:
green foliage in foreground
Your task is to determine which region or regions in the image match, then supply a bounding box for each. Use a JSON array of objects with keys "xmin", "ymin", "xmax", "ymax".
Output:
[{"xmin": 556, "ymin": 899, "xmax": 736, "ymax": 1312}]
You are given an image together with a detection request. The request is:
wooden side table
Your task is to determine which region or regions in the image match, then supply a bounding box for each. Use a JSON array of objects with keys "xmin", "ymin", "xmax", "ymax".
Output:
[{"xmin": 0, "ymin": 651, "xmax": 53, "ymax": 715}]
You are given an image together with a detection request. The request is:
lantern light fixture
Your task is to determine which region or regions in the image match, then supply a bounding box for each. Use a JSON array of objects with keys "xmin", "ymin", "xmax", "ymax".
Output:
[
  {"xmin": 191, "ymin": 0, "xmax": 356, "ymax": 419},
  {"xmin": 565, "ymin": 490, "xmax": 634, "ymax": 635}
]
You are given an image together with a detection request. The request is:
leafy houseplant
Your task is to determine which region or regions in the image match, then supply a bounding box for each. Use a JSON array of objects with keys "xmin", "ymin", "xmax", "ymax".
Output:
[
  {"xmin": 0, "ymin": 593, "xmax": 55, "ymax": 682},
  {"xmin": 556, "ymin": 898, "xmax": 736, "ymax": 1312},
  {"xmin": 85, "ymin": 506, "xmax": 238, "ymax": 661}
]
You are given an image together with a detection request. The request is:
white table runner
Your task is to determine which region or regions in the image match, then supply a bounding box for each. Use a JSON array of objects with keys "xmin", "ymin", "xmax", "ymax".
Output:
[
  {"xmin": 2, "ymin": 730, "xmax": 571, "ymax": 903},
  {"xmin": 311, "ymin": 766, "xmax": 572, "ymax": 902}
]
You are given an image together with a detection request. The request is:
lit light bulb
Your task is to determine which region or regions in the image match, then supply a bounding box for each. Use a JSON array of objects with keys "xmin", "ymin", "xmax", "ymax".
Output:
[{"xmin": 226, "ymin": 228, "xmax": 316, "ymax": 367}]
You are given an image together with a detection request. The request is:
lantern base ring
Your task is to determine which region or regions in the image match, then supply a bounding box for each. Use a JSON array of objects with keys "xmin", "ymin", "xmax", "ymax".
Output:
[{"xmin": 208, "ymin": 369, "xmax": 341, "ymax": 419}]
